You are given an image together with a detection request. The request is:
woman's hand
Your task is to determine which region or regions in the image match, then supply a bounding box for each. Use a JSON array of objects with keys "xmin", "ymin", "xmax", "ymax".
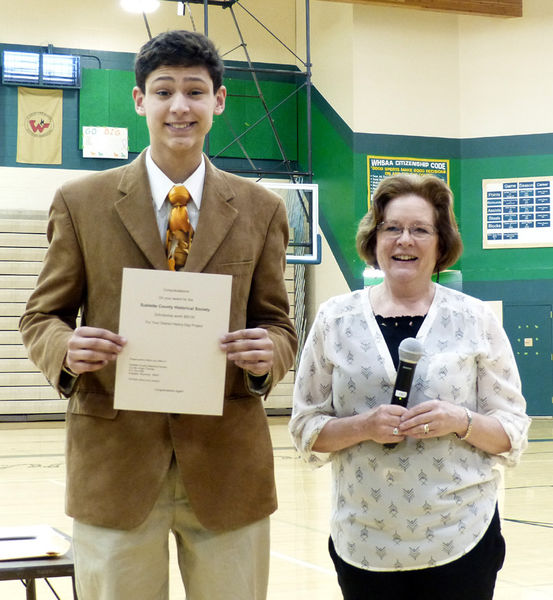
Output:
[
  {"xmin": 399, "ymin": 400, "xmax": 512, "ymax": 454},
  {"xmin": 398, "ymin": 399, "xmax": 467, "ymax": 439},
  {"xmin": 312, "ymin": 404, "xmax": 408, "ymax": 452},
  {"xmin": 367, "ymin": 404, "xmax": 411, "ymax": 445}
]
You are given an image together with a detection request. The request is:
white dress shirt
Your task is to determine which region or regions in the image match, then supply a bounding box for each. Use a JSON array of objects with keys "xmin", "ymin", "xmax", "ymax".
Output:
[{"xmin": 145, "ymin": 147, "xmax": 205, "ymax": 242}]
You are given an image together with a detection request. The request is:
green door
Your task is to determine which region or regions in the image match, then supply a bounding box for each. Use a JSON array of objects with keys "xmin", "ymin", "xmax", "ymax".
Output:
[{"xmin": 502, "ymin": 304, "xmax": 553, "ymax": 416}]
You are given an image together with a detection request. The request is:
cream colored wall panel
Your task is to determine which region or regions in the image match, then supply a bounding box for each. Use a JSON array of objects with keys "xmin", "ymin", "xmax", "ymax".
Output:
[
  {"xmin": 0, "ymin": 386, "xmax": 59, "ymax": 401},
  {"xmin": 0, "ymin": 303, "xmax": 26, "ymax": 317},
  {"xmin": 0, "ymin": 167, "xmax": 92, "ymax": 212},
  {"xmin": 274, "ymin": 371, "xmax": 295, "ymax": 385},
  {"xmin": 0, "ymin": 0, "xmax": 297, "ymax": 64},
  {"xmin": 311, "ymin": 0, "xmax": 553, "ymax": 139},
  {"xmin": 0, "ymin": 358, "xmax": 43, "ymax": 373},
  {"xmin": 0, "ymin": 373, "xmax": 49, "ymax": 386},
  {"xmin": 305, "ymin": 231, "xmax": 350, "ymax": 329},
  {"xmin": 265, "ymin": 260, "xmax": 302, "ymax": 412},
  {"xmin": 0, "ymin": 220, "xmax": 46, "ymax": 233},
  {"xmin": 351, "ymin": 5, "xmax": 460, "ymax": 137},
  {"xmin": 0, "ymin": 346, "xmax": 28, "ymax": 359},
  {"xmin": 201, "ymin": 0, "xmax": 298, "ymax": 66},
  {"xmin": 0, "ymin": 317, "xmax": 24, "ymax": 330},
  {"xmin": 0, "ymin": 276, "xmax": 38, "ymax": 289},
  {"xmin": 0, "ymin": 214, "xmax": 63, "ymax": 417},
  {"xmin": 264, "ymin": 394, "xmax": 294, "ymax": 412},
  {"xmin": 0, "ymin": 262, "xmax": 42, "ymax": 276},
  {"xmin": 0, "ymin": 400, "xmax": 67, "ymax": 415},
  {"xmin": 0, "ymin": 290, "xmax": 34, "ymax": 302},
  {"xmin": 458, "ymin": 0, "xmax": 553, "ymax": 137},
  {"xmin": 0, "ymin": 332, "xmax": 24, "ymax": 345},
  {"xmin": 0, "ymin": 248, "xmax": 45, "ymax": 262},
  {"xmin": 0, "ymin": 233, "xmax": 48, "ymax": 248},
  {"xmin": 310, "ymin": 1, "xmax": 460, "ymax": 136},
  {"xmin": 269, "ymin": 381, "xmax": 294, "ymax": 397},
  {"xmin": 310, "ymin": 1, "xmax": 355, "ymax": 128}
]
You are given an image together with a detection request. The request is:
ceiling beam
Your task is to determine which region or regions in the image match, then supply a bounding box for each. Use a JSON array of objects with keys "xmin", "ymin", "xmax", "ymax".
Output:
[{"xmin": 316, "ymin": 0, "xmax": 523, "ymax": 18}]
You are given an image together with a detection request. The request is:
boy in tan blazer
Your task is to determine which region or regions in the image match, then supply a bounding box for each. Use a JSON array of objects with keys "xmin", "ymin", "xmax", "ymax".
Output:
[{"xmin": 20, "ymin": 30, "xmax": 297, "ymax": 600}]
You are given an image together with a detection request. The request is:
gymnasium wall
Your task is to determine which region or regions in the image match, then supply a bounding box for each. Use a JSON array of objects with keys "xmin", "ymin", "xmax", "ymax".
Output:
[
  {"xmin": 4, "ymin": 0, "xmax": 553, "ymax": 290},
  {"xmin": 308, "ymin": 0, "xmax": 553, "ymax": 414},
  {"xmin": 2, "ymin": 0, "xmax": 553, "ymax": 412},
  {"xmin": 308, "ymin": 0, "xmax": 553, "ymax": 287},
  {"xmin": 0, "ymin": 1, "xmax": 297, "ymax": 59}
]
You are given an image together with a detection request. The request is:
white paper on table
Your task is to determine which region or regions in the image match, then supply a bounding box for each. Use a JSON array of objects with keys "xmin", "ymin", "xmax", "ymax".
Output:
[
  {"xmin": 0, "ymin": 525, "xmax": 70, "ymax": 561},
  {"xmin": 114, "ymin": 268, "xmax": 232, "ymax": 415}
]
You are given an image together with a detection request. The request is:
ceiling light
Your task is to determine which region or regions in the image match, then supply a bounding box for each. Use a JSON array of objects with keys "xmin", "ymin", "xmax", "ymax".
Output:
[{"xmin": 120, "ymin": 0, "xmax": 160, "ymax": 14}]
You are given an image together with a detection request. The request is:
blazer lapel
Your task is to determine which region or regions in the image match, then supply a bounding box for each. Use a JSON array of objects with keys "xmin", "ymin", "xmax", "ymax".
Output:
[
  {"xmin": 184, "ymin": 158, "xmax": 238, "ymax": 272},
  {"xmin": 114, "ymin": 153, "xmax": 168, "ymax": 270}
]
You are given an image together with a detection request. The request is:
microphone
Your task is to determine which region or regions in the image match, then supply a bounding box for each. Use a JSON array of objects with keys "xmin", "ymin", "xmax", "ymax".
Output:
[{"xmin": 384, "ymin": 337, "xmax": 424, "ymax": 449}]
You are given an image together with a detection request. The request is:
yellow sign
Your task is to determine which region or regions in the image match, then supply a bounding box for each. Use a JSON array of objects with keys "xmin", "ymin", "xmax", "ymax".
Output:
[{"xmin": 367, "ymin": 155, "xmax": 449, "ymax": 207}]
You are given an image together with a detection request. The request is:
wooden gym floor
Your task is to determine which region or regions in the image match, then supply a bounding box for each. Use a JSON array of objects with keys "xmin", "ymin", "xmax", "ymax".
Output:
[{"xmin": 0, "ymin": 417, "xmax": 551, "ymax": 599}]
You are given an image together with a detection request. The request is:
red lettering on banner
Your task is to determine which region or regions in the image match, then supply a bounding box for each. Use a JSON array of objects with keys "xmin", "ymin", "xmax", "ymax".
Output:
[{"xmin": 29, "ymin": 119, "xmax": 51, "ymax": 134}]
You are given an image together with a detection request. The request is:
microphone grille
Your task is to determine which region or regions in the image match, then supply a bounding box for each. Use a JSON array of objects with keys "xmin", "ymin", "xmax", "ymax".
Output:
[{"xmin": 398, "ymin": 337, "xmax": 423, "ymax": 364}]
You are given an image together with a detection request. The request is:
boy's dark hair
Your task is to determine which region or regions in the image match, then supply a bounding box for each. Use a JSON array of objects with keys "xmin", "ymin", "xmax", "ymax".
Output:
[{"xmin": 135, "ymin": 30, "xmax": 224, "ymax": 92}]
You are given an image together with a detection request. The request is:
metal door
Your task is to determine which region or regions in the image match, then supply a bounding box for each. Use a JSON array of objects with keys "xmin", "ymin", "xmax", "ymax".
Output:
[{"xmin": 502, "ymin": 304, "xmax": 553, "ymax": 416}]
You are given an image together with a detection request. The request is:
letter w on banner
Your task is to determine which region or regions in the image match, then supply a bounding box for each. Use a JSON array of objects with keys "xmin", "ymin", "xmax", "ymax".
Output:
[{"xmin": 17, "ymin": 87, "xmax": 63, "ymax": 164}]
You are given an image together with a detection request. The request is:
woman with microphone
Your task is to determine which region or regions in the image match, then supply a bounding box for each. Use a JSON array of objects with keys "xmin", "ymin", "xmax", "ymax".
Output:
[{"xmin": 289, "ymin": 174, "xmax": 530, "ymax": 600}]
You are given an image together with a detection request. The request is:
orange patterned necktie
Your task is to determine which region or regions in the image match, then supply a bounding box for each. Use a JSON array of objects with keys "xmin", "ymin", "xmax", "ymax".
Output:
[{"xmin": 166, "ymin": 185, "xmax": 194, "ymax": 271}]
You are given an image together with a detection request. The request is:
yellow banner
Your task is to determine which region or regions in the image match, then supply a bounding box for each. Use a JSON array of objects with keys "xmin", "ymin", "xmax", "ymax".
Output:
[{"xmin": 17, "ymin": 87, "xmax": 63, "ymax": 165}]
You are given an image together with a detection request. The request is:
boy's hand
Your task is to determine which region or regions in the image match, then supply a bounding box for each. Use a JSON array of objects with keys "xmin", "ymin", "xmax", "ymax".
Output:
[
  {"xmin": 220, "ymin": 328, "xmax": 273, "ymax": 376},
  {"xmin": 65, "ymin": 326, "xmax": 127, "ymax": 374}
]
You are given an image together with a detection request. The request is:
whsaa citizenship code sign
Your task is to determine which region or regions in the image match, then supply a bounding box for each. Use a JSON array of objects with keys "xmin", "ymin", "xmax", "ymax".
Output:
[{"xmin": 367, "ymin": 156, "xmax": 449, "ymax": 207}]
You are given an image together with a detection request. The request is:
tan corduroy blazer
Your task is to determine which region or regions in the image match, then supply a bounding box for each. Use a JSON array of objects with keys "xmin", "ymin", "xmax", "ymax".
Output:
[{"xmin": 20, "ymin": 152, "xmax": 297, "ymax": 531}]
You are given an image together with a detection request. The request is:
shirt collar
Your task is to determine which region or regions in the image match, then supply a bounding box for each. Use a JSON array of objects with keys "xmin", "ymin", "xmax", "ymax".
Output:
[{"xmin": 145, "ymin": 148, "xmax": 205, "ymax": 211}]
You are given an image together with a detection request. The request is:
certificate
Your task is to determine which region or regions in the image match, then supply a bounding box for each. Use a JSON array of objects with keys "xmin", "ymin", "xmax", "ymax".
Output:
[{"xmin": 114, "ymin": 268, "xmax": 232, "ymax": 415}]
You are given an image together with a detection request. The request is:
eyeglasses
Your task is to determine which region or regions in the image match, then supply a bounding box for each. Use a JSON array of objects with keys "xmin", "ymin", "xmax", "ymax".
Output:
[{"xmin": 377, "ymin": 221, "xmax": 437, "ymax": 240}]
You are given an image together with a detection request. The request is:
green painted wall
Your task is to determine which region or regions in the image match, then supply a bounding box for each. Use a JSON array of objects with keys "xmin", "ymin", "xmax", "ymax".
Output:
[
  {"xmin": 79, "ymin": 69, "xmax": 149, "ymax": 152},
  {"xmin": 0, "ymin": 42, "xmax": 302, "ymax": 172},
  {"xmin": 310, "ymin": 91, "xmax": 364, "ymax": 289},
  {"xmin": 311, "ymin": 97, "xmax": 553, "ymax": 292},
  {"xmin": 308, "ymin": 102, "xmax": 553, "ymax": 415},
  {"xmin": 458, "ymin": 154, "xmax": 553, "ymax": 282},
  {"xmin": 77, "ymin": 69, "xmax": 299, "ymax": 161}
]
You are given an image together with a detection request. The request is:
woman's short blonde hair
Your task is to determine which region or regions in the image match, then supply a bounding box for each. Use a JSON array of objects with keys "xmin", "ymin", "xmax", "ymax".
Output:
[{"xmin": 356, "ymin": 174, "xmax": 463, "ymax": 274}]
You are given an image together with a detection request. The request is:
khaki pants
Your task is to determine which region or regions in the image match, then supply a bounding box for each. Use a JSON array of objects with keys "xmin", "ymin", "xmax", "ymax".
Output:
[{"xmin": 73, "ymin": 461, "xmax": 270, "ymax": 600}]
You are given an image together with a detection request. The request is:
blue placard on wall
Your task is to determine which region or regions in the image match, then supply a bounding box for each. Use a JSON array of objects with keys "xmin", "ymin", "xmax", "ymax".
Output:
[{"xmin": 483, "ymin": 177, "xmax": 553, "ymax": 248}]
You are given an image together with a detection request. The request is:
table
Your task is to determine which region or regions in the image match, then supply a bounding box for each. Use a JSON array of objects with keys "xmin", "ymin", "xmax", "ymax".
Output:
[{"xmin": 0, "ymin": 529, "xmax": 76, "ymax": 599}]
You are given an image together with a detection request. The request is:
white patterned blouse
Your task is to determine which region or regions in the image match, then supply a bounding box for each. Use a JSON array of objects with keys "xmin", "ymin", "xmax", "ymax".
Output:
[{"xmin": 289, "ymin": 284, "xmax": 530, "ymax": 572}]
